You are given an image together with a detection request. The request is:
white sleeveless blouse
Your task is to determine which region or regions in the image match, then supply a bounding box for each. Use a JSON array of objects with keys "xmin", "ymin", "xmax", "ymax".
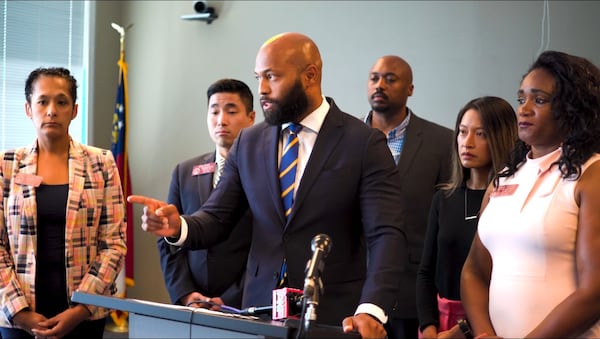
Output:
[{"xmin": 478, "ymin": 148, "xmax": 600, "ymax": 338}]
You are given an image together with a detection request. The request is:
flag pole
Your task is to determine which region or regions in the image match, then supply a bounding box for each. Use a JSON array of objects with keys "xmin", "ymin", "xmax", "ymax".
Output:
[
  {"xmin": 111, "ymin": 24, "xmax": 135, "ymax": 291},
  {"xmin": 106, "ymin": 22, "xmax": 134, "ymax": 334}
]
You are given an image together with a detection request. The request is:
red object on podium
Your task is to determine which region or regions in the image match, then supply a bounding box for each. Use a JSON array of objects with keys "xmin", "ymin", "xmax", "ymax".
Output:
[{"xmin": 273, "ymin": 287, "xmax": 303, "ymax": 320}]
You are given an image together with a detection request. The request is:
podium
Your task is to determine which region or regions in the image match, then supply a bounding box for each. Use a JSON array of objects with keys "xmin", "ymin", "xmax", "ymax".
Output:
[{"xmin": 72, "ymin": 292, "xmax": 359, "ymax": 338}]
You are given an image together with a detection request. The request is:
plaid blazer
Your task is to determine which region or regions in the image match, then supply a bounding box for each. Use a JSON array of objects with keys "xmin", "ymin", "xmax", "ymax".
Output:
[{"xmin": 0, "ymin": 139, "xmax": 127, "ymax": 326}]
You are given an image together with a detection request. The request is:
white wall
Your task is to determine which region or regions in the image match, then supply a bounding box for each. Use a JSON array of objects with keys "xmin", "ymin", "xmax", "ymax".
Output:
[{"xmin": 91, "ymin": 0, "xmax": 600, "ymax": 303}]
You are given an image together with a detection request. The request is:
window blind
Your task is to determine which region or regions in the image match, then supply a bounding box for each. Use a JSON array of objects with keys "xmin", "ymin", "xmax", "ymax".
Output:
[{"xmin": 0, "ymin": 0, "xmax": 86, "ymax": 150}]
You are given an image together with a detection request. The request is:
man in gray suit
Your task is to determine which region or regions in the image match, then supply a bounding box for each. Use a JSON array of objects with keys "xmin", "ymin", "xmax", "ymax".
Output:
[
  {"xmin": 365, "ymin": 55, "xmax": 453, "ymax": 339},
  {"xmin": 157, "ymin": 79, "xmax": 255, "ymax": 310}
]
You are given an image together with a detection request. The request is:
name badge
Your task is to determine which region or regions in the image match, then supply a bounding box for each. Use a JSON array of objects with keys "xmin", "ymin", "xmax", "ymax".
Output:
[
  {"xmin": 14, "ymin": 173, "xmax": 43, "ymax": 187},
  {"xmin": 491, "ymin": 184, "xmax": 518, "ymax": 197},
  {"xmin": 192, "ymin": 162, "xmax": 216, "ymax": 176}
]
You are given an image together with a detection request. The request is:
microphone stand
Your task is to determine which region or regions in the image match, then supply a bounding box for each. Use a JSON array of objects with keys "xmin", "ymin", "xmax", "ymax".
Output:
[
  {"xmin": 299, "ymin": 275, "xmax": 323, "ymax": 338},
  {"xmin": 303, "ymin": 278, "xmax": 318, "ymax": 333},
  {"xmin": 296, "ymin": 234, "xmax": 331, "ymax": 339}
]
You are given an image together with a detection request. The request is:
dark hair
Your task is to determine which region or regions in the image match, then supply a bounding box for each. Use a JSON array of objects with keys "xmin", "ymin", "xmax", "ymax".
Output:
[
  {"xmin": 443, "ymin": 96, "xmax": 518, "ymax": 195},
  {"xmin": 499, "ymin": 50, "xmax": 600, "ymax": 181},
  {"xmin": 25, "ymin": 67, "xmax": 78, "ymax": 105},
  {"xmin": 206, "ymin": 78, "xmax": 254, "ymax": 114}
]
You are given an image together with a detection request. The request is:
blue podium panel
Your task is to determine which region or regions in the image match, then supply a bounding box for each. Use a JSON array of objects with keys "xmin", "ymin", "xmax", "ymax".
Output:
[
  {"xmin": 130, "ymin": 313, "xmax": 191, "ymax": 338},
  {"xmin": 71, "ymin": 292, "xmax": 359, "ymax": 339},
  {"xmin": 190, "ymin": 323, "xmax": 264, "ymax": 338},
  {"xmin": 190, "ymin": 309, "xmax": 290, "ymax": 338}
]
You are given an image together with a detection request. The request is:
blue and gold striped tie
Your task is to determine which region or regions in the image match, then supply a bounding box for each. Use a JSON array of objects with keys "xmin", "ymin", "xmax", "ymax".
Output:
[
  {"xmin": 279, "ymin": 123, "xmax": 302, "ymax": 220},
  {"xmin": 277, "ymin": 124, "xmax": 302, "ymax": 288}
]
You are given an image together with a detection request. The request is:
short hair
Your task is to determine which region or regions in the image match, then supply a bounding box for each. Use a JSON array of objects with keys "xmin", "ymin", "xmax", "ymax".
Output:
[
  {"xmin": 443, "ymin": 96, "xmax": 518, "ymax": 194},
  {"xmin": 25, "ymin": 67, "xmax": 78, "ymax": 105},
  {"xmin": 206, "ymin": 79, "xmax": 254, "ymax": 114},
  {"xmin": 500, "ymin": 51, "xmax": 600, "ymax": 180}
]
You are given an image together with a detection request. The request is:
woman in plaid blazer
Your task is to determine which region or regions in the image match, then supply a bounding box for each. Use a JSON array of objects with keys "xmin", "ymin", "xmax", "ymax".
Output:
[{"xmin": 0, "ymin": 67, "xmax": 127, "ymax": 338}]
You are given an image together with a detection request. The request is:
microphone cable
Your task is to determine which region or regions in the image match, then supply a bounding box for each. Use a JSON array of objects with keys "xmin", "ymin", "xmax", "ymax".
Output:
[
  {"xmin": 295, "ymin": 296, "xmax": 309, "ymax": 339},
  {"xmin": 185, "ymin": 299, "xmax": 242, "ymax": 314}
]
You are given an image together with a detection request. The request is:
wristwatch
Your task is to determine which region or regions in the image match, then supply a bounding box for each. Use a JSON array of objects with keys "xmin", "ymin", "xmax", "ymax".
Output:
[{"xmin": 457, "ymin": 318, "xmax": 474, "ymax": 339}]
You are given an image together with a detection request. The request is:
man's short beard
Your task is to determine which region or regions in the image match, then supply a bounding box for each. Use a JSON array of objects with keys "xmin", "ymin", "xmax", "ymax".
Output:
[
  {"xmin": 371, "ymin": 104, "xmax": 392, "ymax": 115},
  {"xmin": 263, "ymin": 80, "xmax": 309, "ymax": 125}
]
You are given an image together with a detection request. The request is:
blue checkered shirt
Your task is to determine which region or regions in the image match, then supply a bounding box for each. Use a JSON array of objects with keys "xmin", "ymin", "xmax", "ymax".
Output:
[{"xmin": 364, "ymin": 109, "xmax": 412, "ymax": 164}]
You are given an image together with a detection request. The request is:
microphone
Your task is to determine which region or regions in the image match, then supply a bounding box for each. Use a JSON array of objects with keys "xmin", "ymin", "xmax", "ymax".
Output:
[{"xmin": 303, "ymin": 234, "xmax": 332, "ymax": 296}]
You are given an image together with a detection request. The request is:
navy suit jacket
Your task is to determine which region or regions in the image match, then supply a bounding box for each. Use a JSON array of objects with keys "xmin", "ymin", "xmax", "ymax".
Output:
[
  {"xmin": 157, "ymin": 152, "xmax": 252, "ymax": 308},
  {"xmin": 181, "ymin": 98, "xmax": 408, "ymax": 325},
  {"xmin": 389, "ymin": 111, "xmax": 453, "ymax": 319}
]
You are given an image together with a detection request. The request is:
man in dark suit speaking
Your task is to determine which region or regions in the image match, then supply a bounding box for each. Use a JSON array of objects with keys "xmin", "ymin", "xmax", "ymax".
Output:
[
  {"xmin": 129, "ymin": 32, "xmax": 408, "ymax": 339},
  {"xmin": 157, "ymin": 79, "xmax": 255, "ymax": 310}
]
